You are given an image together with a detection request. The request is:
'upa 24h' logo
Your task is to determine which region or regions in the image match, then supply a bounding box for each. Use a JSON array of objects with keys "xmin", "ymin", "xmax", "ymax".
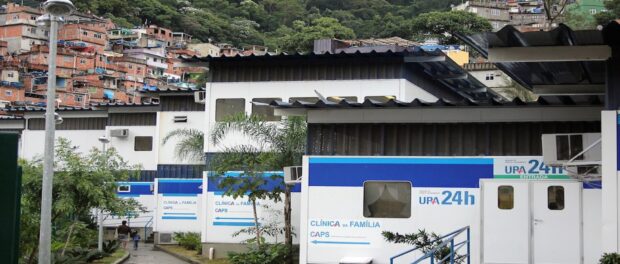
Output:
[
  {"xmin": 419, "ymin": 191, "xmax": 475, "ymax": 206},
  {"xmin": 505, "ymin": 159, "xmax": 564, "ymax": 175}
]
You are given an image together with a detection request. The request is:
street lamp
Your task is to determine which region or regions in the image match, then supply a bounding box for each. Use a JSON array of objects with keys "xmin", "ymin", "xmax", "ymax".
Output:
[
  {"xmin": 97, "ymin": 136, "xmax": 109, "ymax": 252},
  {"xmin": 37, "ymin": 1, "xmax": 75, "ymax": 264}
]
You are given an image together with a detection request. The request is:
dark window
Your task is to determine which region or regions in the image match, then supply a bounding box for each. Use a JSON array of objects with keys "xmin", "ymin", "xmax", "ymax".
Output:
[
  {"xmin": 134, "ymin": 136, "xmax": 153, "ymax": 151},
  {"xmin": 548, "ymin": 186, "xmax": 565, "ymax": 210},
  {"xmin": 215, "ymin": 98, "xmax": 245, "ymax": 121},
  {"xmin": 556, "ymin": 134, "xmax": 583, "ymax": 160},
  {"xmin": 363, "ymin": 181, "xmax": 411, "ymax": 218},
  {"xmin": 118, "ymin": 185, "xmax": 130, "ymax": 192},
  {"xmin": 251, "ymin": 98, "xmax": 281, "ymax": 121},
  {"xmin": 498, "ymin": 185, "xmax": 514, "ymax": 210}
]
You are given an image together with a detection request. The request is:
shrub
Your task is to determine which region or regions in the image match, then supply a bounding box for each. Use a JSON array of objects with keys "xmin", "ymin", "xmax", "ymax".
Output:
[
  {"xmin": 103, "ymin": 240, "xmax": 120, "ymax": 254},
  {"xmin": 174, "ymin": 232, "xmax": 202, "ymax": 253},
  {"xmin": 600, "ymin": 253, "xmax": 620, "ymax": 264},
  {"xmin": 228, "ymin": 243, "xmax": 291, "ymax": 264}
]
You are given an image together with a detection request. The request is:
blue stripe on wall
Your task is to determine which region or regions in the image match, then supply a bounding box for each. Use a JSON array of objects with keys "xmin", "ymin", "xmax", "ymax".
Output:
[
  {"xmin": 309, "ymin": 157, "xmax": 493, "ymax": 165},
  {"xmin": 309, "ymin": 161, "xmax": 493, "ymax": 188},
  {"xmin": 161, "ymin": 193, "xmax": 199, "ymax": 197},
  {"xmin": 158, "ymin": 180, "xmax": 202, "ymax": 194},
  {"xmin": 162, "ymin": 216, "xmax": 197, "ymax": 220},
  {"xmin": 213, "ymin": 222, "xmax": 255, "ymax": 227}
]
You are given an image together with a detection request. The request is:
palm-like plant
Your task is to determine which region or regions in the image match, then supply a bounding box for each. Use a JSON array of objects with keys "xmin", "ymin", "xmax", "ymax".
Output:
[
  {"xmin": 210, "ymin": 113, "xmax": 306, "ymax": 253},
  {"xmin": 162, "ymin": 128, "xmax": 205, "ymax": 163}
]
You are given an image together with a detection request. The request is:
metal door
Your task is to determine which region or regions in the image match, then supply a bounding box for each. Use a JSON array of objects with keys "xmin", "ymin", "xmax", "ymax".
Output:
[
  {"xmin": 531, "ymin": 181, "xmax": 582, "ymax": 264},
  {"xmin": 481, "ymin": 180, "xmax": 530, "ymax": 264}
]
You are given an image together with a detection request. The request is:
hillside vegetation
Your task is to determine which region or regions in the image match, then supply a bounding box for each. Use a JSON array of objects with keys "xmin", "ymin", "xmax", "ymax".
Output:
[{"xmin": 53, "ymin": 0, "xmax": 465, "ymax": 49}]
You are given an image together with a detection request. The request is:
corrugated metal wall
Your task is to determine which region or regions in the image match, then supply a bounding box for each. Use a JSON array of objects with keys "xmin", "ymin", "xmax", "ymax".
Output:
[
  {"xmin": 307, "ymin": 122, "xmax": 601, "ymax": 156},
  {"xmin": 129, "ymin": 165, "xmax": 206, "ymax": 182},
  {"xmin": 160, "ymin": 96, "xmax": 204, "ymax": 112},
  {"xmin": 210, "ymin": 60, "xmax": 404, "ymax": 82},
  {"xmin": 27, "ymin": 118, "xmax": 107, "ymax": 130},
  {"xmin": 107, "ymin": 113, "xmax": 156, "ymax": 126}
]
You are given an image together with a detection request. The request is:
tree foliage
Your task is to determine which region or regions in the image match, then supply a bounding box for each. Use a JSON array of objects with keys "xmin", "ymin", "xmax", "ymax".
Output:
[
  {"xmin": 53, "ymin": 0, "xmax": 476, "ymax": 52},
  {"xmin": 209, "ymin": 113, "xmax": 306, "ymax": 247},
  {"xmin": 410, "ymin": 11, "xmax": 493, "ymax": 44},
  {"xmin": 595, "ymin": 0, "xmax": 620, "ymax": 26},
  {"xmin": 20, "ymin": 138, "xmax": 143, "ymax": 263},
  {"xmin": 162, "ymin": 128, "xmax": 205, "ymax": 162}
]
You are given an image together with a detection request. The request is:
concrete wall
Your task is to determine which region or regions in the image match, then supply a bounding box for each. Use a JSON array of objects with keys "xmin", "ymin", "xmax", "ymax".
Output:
[
  {"xmin": 205, "ymin": 79, "xmax": 438, "ymax": 152},
  {"xmin": 157, "ymin": 111, "xmax": 205, "ymax": 165}
]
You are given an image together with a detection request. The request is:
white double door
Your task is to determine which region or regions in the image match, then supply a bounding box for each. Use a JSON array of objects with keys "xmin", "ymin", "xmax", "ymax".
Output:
[{"xmin": 481, "ymin": 180, "xmax": 582, "ymax": 264}]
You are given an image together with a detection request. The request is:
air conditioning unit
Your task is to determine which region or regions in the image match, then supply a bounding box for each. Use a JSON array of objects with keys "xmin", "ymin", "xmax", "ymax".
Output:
[
  {"xmin": 194, "ymin": 91, "xmax": 206, "ymax": 104},
  {"xmin": 110, "ymin": 129, "xmax": 129, "ymax": 137},
  {"xmin": 542, "ymin": 133, "xmax": 601, "ymax": 167},
  {"xmin": 284, "ymin": 166, "xmax": 302, "ymax": 184}
]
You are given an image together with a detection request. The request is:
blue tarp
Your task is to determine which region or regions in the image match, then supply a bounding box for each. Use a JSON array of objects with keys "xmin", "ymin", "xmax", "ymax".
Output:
[{"xmin": 103, "ymin": 89, "xmax": 114, "ymax": 99}]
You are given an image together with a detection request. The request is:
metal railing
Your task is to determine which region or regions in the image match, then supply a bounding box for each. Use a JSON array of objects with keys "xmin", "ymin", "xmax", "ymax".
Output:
[{"xmin": 390, "ymin": 226, "xmax": 470, "ymax": 264}]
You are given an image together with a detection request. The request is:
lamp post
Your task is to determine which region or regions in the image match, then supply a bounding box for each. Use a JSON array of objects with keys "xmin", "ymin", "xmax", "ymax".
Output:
[
  {"xmin": 37, "ymin": 1, "xmax": 75, "ymax": 264},
  {"xmin": 97, "ymin": 136, "xmax": 110, "ymax": 252}
]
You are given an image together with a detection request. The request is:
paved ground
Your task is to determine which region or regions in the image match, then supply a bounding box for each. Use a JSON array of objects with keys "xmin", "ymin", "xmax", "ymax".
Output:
[{"xmin": 123, "ymin": 243, "xmax": 186, "ymax": 264}]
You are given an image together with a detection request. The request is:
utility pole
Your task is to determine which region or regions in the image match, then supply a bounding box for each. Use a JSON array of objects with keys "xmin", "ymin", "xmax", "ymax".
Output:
[
  {"xmin": 97, "ymin": 136, "xmax": 110, "ymax": 252},
  {"xmin": 36, "ymin": 1, "xmax": 75, "ymax": 263}
]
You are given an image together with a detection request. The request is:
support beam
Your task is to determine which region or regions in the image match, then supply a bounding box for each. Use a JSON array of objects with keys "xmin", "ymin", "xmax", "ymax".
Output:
[
  {"xmin": 488, "ymin": 45, "xmax": 611, "ymax": 62},
  {"xmin": 533, "ymin": 84, "xmax": 605, "ymax": 96},
  {"xmin": 404, "ymin": 56, "xmax": 445, "ymax": 63}
]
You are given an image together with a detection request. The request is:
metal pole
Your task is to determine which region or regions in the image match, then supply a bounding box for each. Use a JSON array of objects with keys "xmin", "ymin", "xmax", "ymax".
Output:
[
  {"xmin": 97, "ymin": 142, "xmax": 106, "ymax": 251},
  {"xmin": 38, "ymin": 15, "xmax": 58, "ymax": 264}
]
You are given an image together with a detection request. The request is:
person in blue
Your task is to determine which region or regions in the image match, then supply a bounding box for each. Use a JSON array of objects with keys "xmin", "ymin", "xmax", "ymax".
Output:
[{"xmin": 130, "ymin": 229, "xmax": 141, "ymax": 250}]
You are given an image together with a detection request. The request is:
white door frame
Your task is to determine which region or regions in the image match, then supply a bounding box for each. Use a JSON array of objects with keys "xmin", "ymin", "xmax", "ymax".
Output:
[{"xmin": 480, "ymin": 179, "xmax": 583, "ymax": 264}]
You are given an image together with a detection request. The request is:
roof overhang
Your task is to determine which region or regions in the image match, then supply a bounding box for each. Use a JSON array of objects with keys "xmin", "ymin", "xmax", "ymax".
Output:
[{"xmin": 488, "ymin": 45, "xmax": 611, "ymax": 63}]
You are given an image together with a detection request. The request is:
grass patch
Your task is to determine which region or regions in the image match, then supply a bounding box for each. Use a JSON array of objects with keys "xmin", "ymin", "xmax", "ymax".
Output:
[
  {"xmin": 159, "ymin": 245, "xmax": 229, "ymax": 264},
  {"xmin": 92, "ymin": 249, "xmax": 128, "ymax": 264}
]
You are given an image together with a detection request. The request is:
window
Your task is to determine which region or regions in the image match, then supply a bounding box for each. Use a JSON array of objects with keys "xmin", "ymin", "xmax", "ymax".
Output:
[
  {"xmin": 216, "ymin": 98, "xmax": 245, "ymax": 121},
  {"xmin": 30, "ymin": 16, "xmax": 36, "ymax": 20},
  {"xmin": 363, "ymin": 181, "xmax": 411, "ymax": 218},
  {"xmin": 5, "ymin": 90, "xmax": 13, "ymax": 96},
  {"xmin": 289, "ymin": 97, "xmax": 319, "ymax": 103},
  {"xmin": 364, "ymin": 96, "xmax": 396, "ymax": 103},
  {"xmin": 556, "ymin": 134, "xmax": 583, "ymax": 161},
  {"xmin": 548, "ymin": 186, "xmax": 565, "ymax": 210},
  {"xmin": 590, "ymin": 9, "xmax": 597, "ymax": 14},
  {"xmin": 75, "ymin": 95, "xmax": 83, "ymax": 102},
  {"xmin": 128, "ymin": 64, "xmax": 133, "ymax": 69},
  {"xmin": 117, "ymin": 185, "xmax": 131, "ymax": 193},
  {"xmin": 134, "ymin": 136, "xmax": 153, "ymax": 151},
  {"xmin": 498, "ymin": 185, "xmax": 514, "ymax": 210},
  {"xmin": 12, "ymin": 15, "xmax": 18, "ymax": 20},
  {"xmin": 154, "ymin": 29, "xmax": 159, "ymax": 34},
  {"xmin": 7, "ymin": 73, "xmax": 14, "ymax": 78},
  {"xmin": 79, "ymin": 58, "xmax": 86, "ymax": 64},
  {"xmin": 251, "ymin": 98, "xmax": 281, "ymax": 121},
  {"xmin": 485, "ymin": 73, "xmax": 495, "ymax": 80},
  {"xmin": 82, "ymin": 31, "xmax": 88, "ymax": 36},
  {"xmin": 173, "ymin": 116, "xmax": 188, "ymax": 123}
]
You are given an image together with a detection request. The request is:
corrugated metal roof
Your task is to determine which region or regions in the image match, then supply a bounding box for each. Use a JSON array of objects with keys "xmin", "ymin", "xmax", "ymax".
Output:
[
  {"xmin": 138, "ymin": 87, "xmax": 205, "ymax": 94},
  {"xmin": 269, "ymin": 96, "xmax": 603, "ymax": 109},
  {"xmin": 4, "ymin": 106, "xmax": 97, "ymax": 112},
  {"xmin": 183, "ymin": 48, "xmax": 500, "ymax": 101},
  {"xmin": 456, "ymin": 23, "xmax": 620, "ymax": 91},
  {"xmin": 4, "ymin": 102, "xmax": 160, "ymax": 112},
  {"xmin": 0, "ymin": 115, "xmax": 24, "ymax": 120},
  {"xmin": 90, "ymin": 102, "xmax": 160, "ymax": 107}
]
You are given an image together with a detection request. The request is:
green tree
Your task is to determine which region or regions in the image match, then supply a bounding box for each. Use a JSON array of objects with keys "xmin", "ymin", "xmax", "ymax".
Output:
[
  {"xmin": 595, "ymin": 0, "xmax": 620, "ymax": 26},
  {"xmin": 20, "ymin": 138, "xmax": 143, "ymax": 263},
  {"xmin": 410, "ymin": 11, "xmax": 492, "ymax": 44},
  {"xmin": 562, "ymin": 5, "xmax": 597, "ymax": 30},
  {"xmin": 277, "ymin": 17, "xmax": 356, "ymax": 53},
  {"xmin": 209, "ymin": 113, "xmax": 306, "ymax": 258}
]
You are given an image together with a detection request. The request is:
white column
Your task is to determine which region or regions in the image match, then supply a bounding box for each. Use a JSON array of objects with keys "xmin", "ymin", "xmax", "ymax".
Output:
[{"xmin": 602, "ymin": 110, "xmax": 619, "ymax": 252}]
